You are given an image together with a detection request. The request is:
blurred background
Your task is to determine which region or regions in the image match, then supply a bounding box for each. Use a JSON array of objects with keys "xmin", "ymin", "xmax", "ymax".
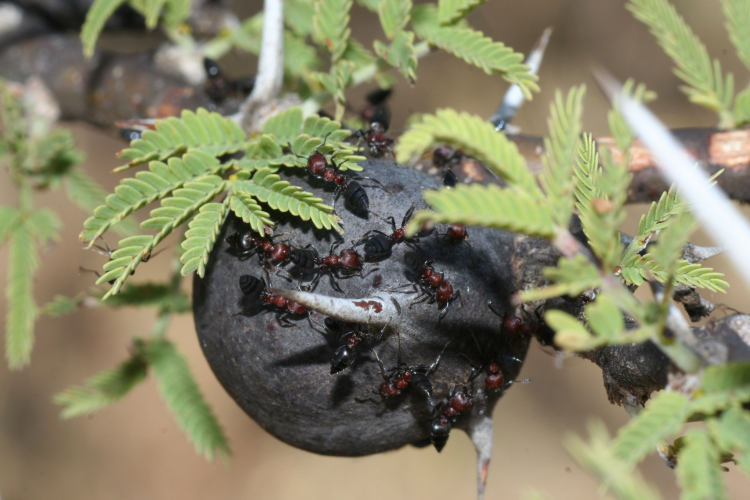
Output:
[{"xmin": 1, "ymin": 0, "xmax": 750, "ymax": 498}]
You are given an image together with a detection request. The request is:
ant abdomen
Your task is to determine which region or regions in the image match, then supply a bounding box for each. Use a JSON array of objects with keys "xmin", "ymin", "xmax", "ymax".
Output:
[
  {"xmin": 240, "ymin": 275, "xmax": 264, "ymax": 296},
  {"xmin": 290, "ymin": 248, "xmax": 317, "ymax": 269},
  {"xmin": 363, "ymin": 232, "xmax": 391, "ymax": 261},
  {"xmin": 331, "ymin": 345, "xmax": 357, "ymax": 374},
  {"xmin": 344, "ymin": 180, "xmax": 369, "ymax": 211},
  {"xmin": 430, "ymin": 414, "xmax": 451, "ymax": 452}
]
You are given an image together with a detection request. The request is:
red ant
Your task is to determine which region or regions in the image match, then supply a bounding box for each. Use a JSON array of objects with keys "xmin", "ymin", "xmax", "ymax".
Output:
[
  {"xmin": 289, "ymin": 135, "xmax": 387, "ymax": 214},
  {"xmin": 429, "ymin": 369, "xmax": 480, "ymax": 452},
  {"xmin": 357, "ymin": 205, "xmax": 421, "ymax": 262},
  {"xmin": 404, "ymin": 256, "xmax": 462, "ymax": 320},
  {"xmin": 322, "ymin": 317, "xmax": 390, "ymax": 374},
  {"xmin": 225, "ymin": 230, "xmax": 316, "ymax": 272},
  {"xmin": 304, "ymin": 242, "xmax": 373, "ymax": 294},
  {"xmin": 366, "ymin": 333, "xmax": 451, "ymax": 408},
  {"xmin": 487, "ymin": 301, "xmax": 525, "ymax": 335},
  {"xmin": 353, "ymin": 89, "xmax": 395, "ymax": 158},
  {"xmin": 238, "ymin": 275, "xmax": 309, "ymax": 327}
]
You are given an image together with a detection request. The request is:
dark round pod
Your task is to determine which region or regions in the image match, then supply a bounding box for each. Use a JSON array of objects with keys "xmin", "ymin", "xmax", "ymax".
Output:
[{"xmin": 193, "ymin": 159, "xmax": 530, "ymax": 457}]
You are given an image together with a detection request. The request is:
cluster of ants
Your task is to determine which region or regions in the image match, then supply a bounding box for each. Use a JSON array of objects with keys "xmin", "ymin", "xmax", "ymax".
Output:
[
  {"xmin": 319, "ymin": 314, "xmax": 531, "ymax": 452},
  {"xmin": 225, "ymin": 91, "xmax": 539, "ymax": 451}
]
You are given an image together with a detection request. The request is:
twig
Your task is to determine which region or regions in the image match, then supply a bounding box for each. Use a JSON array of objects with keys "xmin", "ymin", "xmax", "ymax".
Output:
[{"xmin": 240, "ymin": 0, "xmax": 285, "ymax": 130}]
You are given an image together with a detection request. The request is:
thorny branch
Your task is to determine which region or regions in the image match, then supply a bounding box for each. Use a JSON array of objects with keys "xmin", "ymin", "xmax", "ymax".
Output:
[{"xmin": 3, "ymin": 0, "xmax": 750, "ymax": 437}]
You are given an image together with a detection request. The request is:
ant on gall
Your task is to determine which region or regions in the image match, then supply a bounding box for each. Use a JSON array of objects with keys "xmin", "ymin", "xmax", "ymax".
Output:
[
  {"xmin": 357, "ymin": 205, "xmax": 420, "ymax": 261},
  {"xmin": 322, "ymin": 317, "xmax": 388, "ymax": 374},
  {"xmin": 238, "ymin": 275, "xmax": 308, "ymax": 327},
  {"xmin": 404, "ymin": 256, "xmax": 462, "ymax": 319}
]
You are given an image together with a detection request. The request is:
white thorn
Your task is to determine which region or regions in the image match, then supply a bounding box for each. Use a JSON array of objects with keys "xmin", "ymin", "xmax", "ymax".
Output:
[
  {"xmin": 593, "ymin": 68, "xmax": 750, "ymax": 295},
  {"xmin": 269, "ymin": 288, "xmax": 401, "ymax": 326},
  {"xmin": 490, "ymin": 26, "xmax": 552, "ymax": 130},
  {"xmin": 467, "ymin": 414, "xmax": 494, "ymax": 500}
]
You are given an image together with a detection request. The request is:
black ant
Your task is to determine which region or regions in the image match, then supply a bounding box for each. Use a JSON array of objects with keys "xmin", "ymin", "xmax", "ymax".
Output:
[
  {"xmin": 404, "ymin": 256, "xmax": 462, "ymax": 320},
  {"xmin": 443, "ymin": 169, "xmax": 458, "ymax": 188},
  {"xmin": 290, "ymin": 135, "xmax": 386, "ymax": 214},
  {"xmin": 367, "ymin": 333, "xmax": 451, "ymax": 407},
  {"xmin": 203, "ymin": 58, "xmax": 254, "ymax": 104},
  {"xmin": 238, "ymin": 275, "xmax": 309, "ymax": 327},
  {"xmin": 357, "ymin": 205, "xmax": 420, "ymax": 262},
  {"xmin": 323, "ymin": 317, "xmax": 389, "ymax": 374}
]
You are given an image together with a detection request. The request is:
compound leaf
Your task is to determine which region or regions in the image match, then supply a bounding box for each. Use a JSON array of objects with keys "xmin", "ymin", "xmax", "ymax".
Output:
[
  {"xmin": 314, "ymin": 0, "xmax": 353, "ymax": 62},
  {"xmin": 66, "ymin": 169, "xmax": 139, "ymax": 236},
  {"xmin": 437, "ymin": 0, "xmax": 486, "ymax": 25},
  {"xmin": 54, "ymin": 348, "xmax": 148, "ymax": 418},
  {"xmin": 180, "ymin": 198, "xmax": 232, "ymax": 277},
  {"xmin": 676, "ymin": 430, "xmax": 728, "ymax": 500},
  {"xmin": 229, "ymin": 189, "xmax": 273, "ymax": 236},
  {"xmin": 406, "ymin": 184, "xmax": 555, "ymax": 238},
  {"xmin": 378, "ymin": 0, "xmax": 411, "ymax": 39},
  {"xmin": 5, "ymin": 222, "xmax": 39, "ymax": 369},
  {"xmin": 116, "ymin": 109, "xmax": 246, "ymax": 171},
  {"xmin": 81, "ymin": 0, "xmax": 127, "ymax": 58},
  {"xmin": 147, "ymin": 339, "xmax": 230, "ymax": 461}
]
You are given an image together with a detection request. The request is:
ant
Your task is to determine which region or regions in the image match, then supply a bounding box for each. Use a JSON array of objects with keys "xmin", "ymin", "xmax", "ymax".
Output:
[
  {"xmin": 323, "ymin": 317, "xmax": 389, "ymax": 374},
  {"xmin": 203, "ymin": 58, "xmax": 254, "ymax": 104},
  {"xmin": 443, "ymin": 169, "xmax": 458, "ymax": 188},
  {"xmin": 357, "ymin": 205, "xmax": 420, "ymax": 262},
  {"xmin": 366, "ymin": 333, "xmax": 451, "ymax": 407},
  {"xmin": 80, "ymin": 237, "xmax": 161, "ymax": 285},
  {"xmin": 238, "ymin": 275, "xmax": 309, "ymax": 327},
  {"xmin": 487, "ymin": 301, "xmax": 525, "ymax": 335},
  {"xmin": 404, "ymin": 256, "xmax": 462, "ymax": 320},
  {"xmin": 467, "ymin": 331, "xmax": 526, "ymax": 397},
  {"xmin": 359, "ymin": 87, "xmax": 392, "ymax": 124},
  {"xmin": 354, "ymin": 88, "xmax": 395, "ymax": 158},
  {"xmin": 290, "ymin": 135, "xmax": 386, "ymax": 214},
  {"xmin": 429, "ymin": 369, "xmax": 481, "ymax": 452},
  {"xmin": 306, "ymin": 242, "xmax": 371, "ymax": 294},
  {"xmin": 225, "ymin": 230, "xmax": 314, "ymax": 270}
]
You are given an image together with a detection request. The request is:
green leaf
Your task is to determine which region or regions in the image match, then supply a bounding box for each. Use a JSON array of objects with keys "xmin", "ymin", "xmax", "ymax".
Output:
[
  {"xmin": 54, "ymin": 347, "xmax": 148, "ymax": 418},
  {"xmin": 40, "ymin": 294, "xmax": 86, "ymax": 317},
  {"xmin": 565, "ymin": 421, "xmax": 663, "ymax": 500},
  {"xmin": 146, "ymin": 339, "xmax": 230, "ymax": 461},
  {"xmin": 585, "ymin": 294, "xmax": 626, "ymax": 339},
  {"xmin": 262, "ymin": 107, "xmax": 304, "ymax": 144},
  {"xmin": 539, "ymin": 86, "xmax": 586, "ymax": 228},
  {"xmin": 649, "ymin": 212, "xmax": 697, "ymax": 276},
  {"xmin": 98, "ymin": 176, "xmax": 228, "ymax": 298},
  {"xmin": 627, "ymin": 0, "xmax": 734, "ymax": 127},
  {"xmin": 374, "ymin": 30, "xmax": 418, "ymax": 83},
  {"xmin": 611, "ymin": 391, "xmax": 690, "ymax": 466},
  {"xmin": 720, "ymin": 0, "xmax": 750, "ymax": 72},
  {"xmin": 412, "ymin": 7, "xmax": 538, "ymax": 97},
  {"xmin": 378, "ymin": 0, "xmax": 411, "ymax": 39},
  {"xmin": 81, "ymin": 151, "xmax": 229, "ymax": 244},
  {"xmin": 621, "ymin": 184, "xmax": 682, "ymax": 264},
  {"xmin": 607, "ymin": 80, "xmax": 656, "ymax": 152},
  {"xmin": 100, "ymin": 283, "xmax": 191, "ymax": 312},
  {"xmin": 80, "ymin": 0, "xmax": 127, "ymax": 58},
  {"xmin": 181, "ymin": 198, "xmax": 232, "ymax": 277},
  {"xmin": 342, "ymin": 38, "xmax": 377, "ymax": 68},
  {"xmin": 28, "ymin": 208, "xmax": 61, "ymax": 245},
  {"xmin": 0, "ymin": 206, "xmax": 20, "ymax": 246},
  {"xmin": 573, "ymin": 133, "xmax": 600, "ymax": 216},
  {"xmin": 5, "ymin": 222, "xmax": 39, "ymax": 369},
  {"xmin": 676, "ymin": 430, "xmax": 728, "ymax": 500},
  {"xmin": 437, "ymin": 0, "xmax": 486, "ymax": 25},
  {"xmin": 284, "ymin": 31, "xmax": 321, "ymax": 78},
  {"xmin": 578, "ymin": 148, "xmax": 630, "ymax": 272},
  {"xmin": 116, "ymin": 108, "xmax": 247, "ymax": 171},
  {"xmin": 162, "ymin": 0, "xmax": 191, "ymax": 28},
  {"xmin": 620, "ymin": 255, "xmax": 728, "ymax": 293},
  {"xmin": 520, "ymin": 254, "xmax": 602, "ymax": 302},
  {"xmin": 240, "ymin": 170, "xmax": 342, "ymax": 232},
  {"xmin": 707, "ymin": 407, "xmax": 750, "ymax": 454},
  {"xmin": 396, "ymin": 109, "xmax": 541, "ymax": 196},
  {"xmin": 690, "ymin": 387, "xmax": 750, "ymax": 416},
  {"xmin": 734, "ymin": 84, "xmax": 750, "ymax": 126},
  {"xmin": 314, "ymin": 0, "xmax": 353, "ymax": 62},
  {"xmin": 702, "ymin": 361, "xmax": 750, "ymax": 392},
  {"xmin": 229, "ymin": 189, "xmax": 273, "ymax": 236},
  {"xmin": 286, "ymin": 0, "xmax": 316, "ymax": 37},
  {"xmin": 65, "ymin": 169, "xmax": 139, "ymax": 236},
  {"xmin": 144, "ymin": 0, "xmax": 168, "ymax": 28},
  {"xmin": 406, "ymin": 184, "xmax": 555, "ymax": 238}
]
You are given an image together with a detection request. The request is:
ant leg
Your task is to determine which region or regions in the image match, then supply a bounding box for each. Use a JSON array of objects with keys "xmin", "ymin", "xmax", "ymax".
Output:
[
  {"xmin": 408, "ymin": 291, "xmax": 432, "ymax": 308},
  {"xmin": 277, "ymin": 312, "xmax": 301, "ymax": 329},
  {"xmin": 487, "ymin": 300, "xmax": 504, "ymax": 318},
  {"xmin": 352, "ymin": 175, "xmax": 390, "ymax": 194},
  {"xmin": 426, "ymin": 340, "xmax": 453, "ymax": 374},
  {"xmin": 367, "ymin": 344, "xmax": 389, "ymax": 380},
  {"xmin": 328, "ymin": 272, "xmax": 346, "ymax": 295},
  {"xmin": 78, "ymin": 266, "xmax": 102, "ymax": 279},
  {"xmin": 275, "ymin": 267, "xmax": 295, "ymax": 283},
  {"xmin": 401, "ymin": 204, "xmax": 416, "ymax": 228}
]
